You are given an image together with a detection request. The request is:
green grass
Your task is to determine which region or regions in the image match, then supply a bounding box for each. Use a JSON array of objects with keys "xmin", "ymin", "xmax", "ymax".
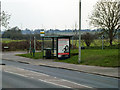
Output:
[
  {"xmin": 16, "ymin": 52, "xmax": 43, "ymax": 59},
  {"xmin": 2, "ymin": 39, "xmax": 50, "ymax": 43},
  {"xmin": 16, "ymin": 49, "xmax": 119, "ymax": 67},
  {"xmin": 2, "ymin": 40, "xmax": 26, "ymax": 43},
  {"xmin": 56, "ymin": 49, "xmax": 119, "ymax": 67},
  {"xmin": 71, "ymin": 39, "xmax": 119, "ymax": 47}
]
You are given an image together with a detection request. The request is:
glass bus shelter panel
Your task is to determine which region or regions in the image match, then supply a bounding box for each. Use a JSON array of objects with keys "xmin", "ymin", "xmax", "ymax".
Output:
[{"xmin": 44, "ymin": 39, "xmax": 52, "ymax": 49}]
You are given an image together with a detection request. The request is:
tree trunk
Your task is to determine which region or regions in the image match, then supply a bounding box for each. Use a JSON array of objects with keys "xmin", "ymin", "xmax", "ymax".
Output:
[
  {"xmin": 109, "ymin": 30, "xmax": 113, "ymax": 46},
  {"xmin": 110, "ymin": 39, "xmax": 113, "ymax": 46}
]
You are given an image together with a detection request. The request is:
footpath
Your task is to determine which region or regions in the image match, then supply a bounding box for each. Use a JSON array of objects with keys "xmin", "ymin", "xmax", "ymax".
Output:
[{"xmin": 2, "ymin": 51, "xmax": 119, "ymax": 78}]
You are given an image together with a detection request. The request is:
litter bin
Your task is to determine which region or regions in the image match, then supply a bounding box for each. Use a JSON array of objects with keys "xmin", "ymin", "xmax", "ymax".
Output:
[{"xmin": 45, "ymin": 48, "xmax": 52, "ymax": 59}]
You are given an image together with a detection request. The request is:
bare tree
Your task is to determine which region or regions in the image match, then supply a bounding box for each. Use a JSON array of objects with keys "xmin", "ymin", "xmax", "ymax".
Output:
[
  {"xmin": 1, "ymin": 11, "xmax": 11, "ymax": 29},
  {"xmin": 89, "ymin": 0, "xmax": 120, "ymax": 45}
]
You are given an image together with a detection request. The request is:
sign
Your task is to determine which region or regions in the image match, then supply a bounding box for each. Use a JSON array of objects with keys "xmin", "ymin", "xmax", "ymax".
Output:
[
  {"xmin": 4, "ymin": 46, "xmax": 9, "ymax": 49},
  {"xmin": 58, "ymin": 38, "xmax": 69, "ymax": 58},
  {"xmin": 40, "ymin": 31, "xmax": 45, "ymax": 36}
]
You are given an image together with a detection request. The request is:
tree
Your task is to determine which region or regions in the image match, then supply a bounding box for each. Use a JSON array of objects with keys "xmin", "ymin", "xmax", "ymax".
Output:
[
  {"xmin": 2, "ymin": 26, "xmax": 23, "ymax": 40},
  {"xmin": 81, "ymin": 32, "xmax": 95, "ymax": 47},
  {"xmin": 89, "ymin": 0, "xmax": 120, "ymax": 45},
  {"xmin": 1, "ymin": 11, "xmax": 11, "ymax": 29}
]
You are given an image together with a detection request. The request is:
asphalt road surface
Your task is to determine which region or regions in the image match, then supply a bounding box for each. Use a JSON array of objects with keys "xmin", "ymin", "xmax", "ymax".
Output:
[
  {"xmin": 2, "ymin": 60, "xmax": 119, "ymax": 88},
  {"xmin": 2, "ymin": 71, "xmax": 63, "ymax": 88}
]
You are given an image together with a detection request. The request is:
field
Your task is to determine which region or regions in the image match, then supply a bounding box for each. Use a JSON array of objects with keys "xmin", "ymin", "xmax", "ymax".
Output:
[
  {"xmin": 2, "ymin": 38, "xmax": 118, "ymax": 46},
  {"xmin": 2, "ymin": 39, "xmax": 119, "ymax": 49},
  {"xmin": 71, "ymin": 39, "xmax": 118, "ymax": 47},
  {"xmin": 2, "ymin": 39, "xmax": 26, "ymax": 43}
]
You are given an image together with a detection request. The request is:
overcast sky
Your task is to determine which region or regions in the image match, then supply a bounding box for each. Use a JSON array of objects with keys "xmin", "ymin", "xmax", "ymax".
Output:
[{"xmin": 1, "ymin": 0, "xmax": 98, "ymax": 30}]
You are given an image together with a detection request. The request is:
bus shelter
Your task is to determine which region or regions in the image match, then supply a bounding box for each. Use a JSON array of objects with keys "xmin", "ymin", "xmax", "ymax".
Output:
[{"xmin": 42, "ymin": 36, "xmax": 72, "ymax": 60}]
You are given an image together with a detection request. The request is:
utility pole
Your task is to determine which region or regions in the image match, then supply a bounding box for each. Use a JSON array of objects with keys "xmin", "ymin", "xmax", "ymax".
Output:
[
  {"xmin": 34, "ymin": 36, "xmax": 36, "ymax": 51},
  {"xmin": 78, "ymin": 0, "xmax": 81, "ymax": 64},
  {"xmin": 29, "ymin": 31, "xmax": 31, "ymax": 53}
]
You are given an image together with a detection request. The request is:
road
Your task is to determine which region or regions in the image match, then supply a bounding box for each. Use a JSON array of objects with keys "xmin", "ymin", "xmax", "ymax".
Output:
[
  {"xmin": 2, "ymin": 60, "xmax": 119, "ymax": 88},
  {"xmin": 2, "ymin": 71, "xmax": 62, "ymax": 88}
]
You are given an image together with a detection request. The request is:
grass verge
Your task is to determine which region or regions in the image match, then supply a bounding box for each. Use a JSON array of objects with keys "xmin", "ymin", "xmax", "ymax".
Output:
[
  {"xmin": 16, "ymin": 49, "xmax": 119, "ymax": 67},
  {"xmin": 57, "ymin": 49, "xmax": 119, "ymax": 67},
  {"xmin": 16, "ymin": 52, "xmax": 43, "ymax": 59}
]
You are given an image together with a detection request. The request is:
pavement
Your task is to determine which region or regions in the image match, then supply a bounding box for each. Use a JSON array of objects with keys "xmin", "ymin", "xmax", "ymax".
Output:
[{"xmin": 1, "ymin": 51, "xmax": 119, "ymax": 78}]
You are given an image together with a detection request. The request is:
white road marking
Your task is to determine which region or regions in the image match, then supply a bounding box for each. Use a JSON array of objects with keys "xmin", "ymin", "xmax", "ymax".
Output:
[
  {"xmin": 15, "ymin": 67, "xmax": 50, "ymax": 76},
  {"xmin": 45, "ymin": 79, "xmax": 63, "ymax": 81},
  {"xmin": 4, "ymin": 70, "xmax": 70, "ymax": 88},
  {"xmin": 38, "ymin": 79, "xmax": 71, "ymax": 88},
  {"xmin": 4, "ymin": 71, "xmax": 28, "ymax": 78},
  {"xmin": 26, "ymin": 73, "xmax": 43, "ymax": 76},
  {"xmin": 28, "ymin": 70, "xmax": 50, "ymax": 76},
  {"xmin": 62, "ymin": 79, "xmax": 92, "ymax": 88},
  {"xmin": 16, "ymin": 67, "xmax": 25, "ymax": 71},
  {"xmin": 30, "ymin": 77, "xmax": 34, "ymax": 78},
  {"xmin": 3, "ymin": 66, "xmax": 92, "ymax": 88}
]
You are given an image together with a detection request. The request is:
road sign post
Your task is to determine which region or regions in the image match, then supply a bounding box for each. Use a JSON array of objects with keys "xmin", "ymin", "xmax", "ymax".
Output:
[
  {"xmin": 40, "ymin": 30, "xmax": 45, "ymax": 58},
  {"xmin": 33, "ymin": 36, "xmax": 36, "ymax": 56}
]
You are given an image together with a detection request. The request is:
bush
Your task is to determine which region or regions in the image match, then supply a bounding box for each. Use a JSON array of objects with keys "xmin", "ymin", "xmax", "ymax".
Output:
[
  {"xmin": 2, "ymin": 40, "xmax": 42, "ymax": 51},
  {"xmin": 82, "ymin": 33, "xmax": 96, "ymax": 47}
]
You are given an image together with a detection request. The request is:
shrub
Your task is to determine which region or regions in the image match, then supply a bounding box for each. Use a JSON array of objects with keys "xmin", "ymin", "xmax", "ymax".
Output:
[
  {"xmin": 81, "ymin": 32, "xmax": 96, "ymax": 47},
  {"xmin": 2, "ymin": 40, "xmax": 42, "ymax": 51}
]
